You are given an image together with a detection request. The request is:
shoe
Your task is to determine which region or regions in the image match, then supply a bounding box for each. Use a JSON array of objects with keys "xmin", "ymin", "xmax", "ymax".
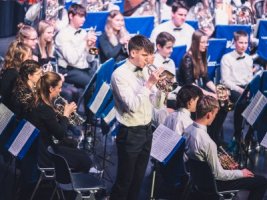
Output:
[{"xmin": 89, "ymin": 167, "xmax": 104, "ymax": 177}]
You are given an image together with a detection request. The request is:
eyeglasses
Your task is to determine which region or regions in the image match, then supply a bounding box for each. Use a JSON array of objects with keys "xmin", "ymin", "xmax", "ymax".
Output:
[{"xmin": 27, "ymin": 37, "xmax": 38, "ymax": 41}]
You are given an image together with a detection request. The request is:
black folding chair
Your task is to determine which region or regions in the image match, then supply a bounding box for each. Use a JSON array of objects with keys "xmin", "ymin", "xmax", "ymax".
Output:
[
  {"xmin": 47, "ymin": 146, "xmax": 106, "ymax": 200},
  {"xmin": 185, "ymin": 159, "xmax": 239, "ymax": 200}
]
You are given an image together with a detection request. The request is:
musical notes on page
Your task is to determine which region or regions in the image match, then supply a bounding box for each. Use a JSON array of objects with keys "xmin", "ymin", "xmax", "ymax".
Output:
[
  {"xmin": 151, "ymin": 124, "xmax": 183, "ymax": 163},
  {"xmin": 0, "ymin": 103, "xmax": 14, "ymax": 135},
  {"xmin": 242, "ymin": 91, "xmax": 267, "ymax": 126}
]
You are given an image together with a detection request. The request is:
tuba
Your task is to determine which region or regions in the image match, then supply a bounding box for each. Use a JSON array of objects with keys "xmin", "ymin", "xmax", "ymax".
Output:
[
  {"xmin": 216, "ymin": 84, "xmax": 234, "ymax": 111},
  {"xmin": 218, "ymin": 146, "xmax": 239, "ymax": 170},
  {"xmin": 147, "ymin": 64, "xmax": 178, "ymax": 93},
  {"xmin": 54, "ymin": 95, "xmax": 86, "ymax": 126}
]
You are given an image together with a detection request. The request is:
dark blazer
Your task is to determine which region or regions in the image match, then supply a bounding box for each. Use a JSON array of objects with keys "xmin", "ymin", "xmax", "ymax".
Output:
[
  {"xmin": 99, "ymin": 32, "xmax": 128, "ymax": 63},
  {"xmin": 179, "ymin": 53, "xmax": 210, "ymax": 87}
]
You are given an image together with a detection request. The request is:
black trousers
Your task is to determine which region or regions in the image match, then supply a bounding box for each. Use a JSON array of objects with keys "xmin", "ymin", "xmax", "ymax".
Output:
[
  {"xmin": 110, "ymin": 123, "xmax": 153, "ymax": 200},
  {"xmin": 59, "ymin": 63, "xmax": 96, "ymax": 88},
  {"xmin": 217, "ymin": 175, "xmax": 267, "ymax": 200}
]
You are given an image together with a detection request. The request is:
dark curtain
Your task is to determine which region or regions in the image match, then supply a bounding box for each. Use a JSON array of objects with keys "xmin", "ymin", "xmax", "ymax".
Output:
[{"xmin": 0, "ymin": 1, "xmax": 26, "ymax": 38}]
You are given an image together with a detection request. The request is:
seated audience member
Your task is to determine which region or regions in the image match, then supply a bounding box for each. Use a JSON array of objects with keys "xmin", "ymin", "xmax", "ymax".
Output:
[
  {"xmin": 99, "ymin": 10, "xmax": 130, "ymax": 63},
  {"xmin": 184, "ymin": 95, "xmax": 267, "ymax": 200},
  {"xmin": 55, "ymin": 3, "xmax": 97, "ymax": 88},
  {"xmin": 164, "ymin": 84, "xmax": 203, "ymax": 135},
  {"xmin": 150, "ymin": 1, "xmax": 194, "ymax": 50},
  {"xmin": 179, "ymin": 30, "xmax": 227, "ymax": 146},
  {"xmin": 25, "ymin": 0, "xmax": 68, "ymax": 31},
  {"xmin": 220, "ymin": 30, "xmax": 253, "ymax": 143},
  {"xmin": 34, "ymin": 20, "xmax": 55, "ymax": 67},
  {"xmin": 11, "ymin": 60, "xmax": 43, "ymax": 200},
  {"xmin": 0, "ymin": 42, "xmax": 32, "ymax": 110},
  {"xmin": 30, "ymin": 71, "xmax": 93, "ymax": 172}
]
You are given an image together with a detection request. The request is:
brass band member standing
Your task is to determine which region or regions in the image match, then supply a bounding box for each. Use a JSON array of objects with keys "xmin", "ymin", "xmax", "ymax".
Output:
[{"xmin": 110, "ymin": 35, "xmax": 164, "ymax": 200}]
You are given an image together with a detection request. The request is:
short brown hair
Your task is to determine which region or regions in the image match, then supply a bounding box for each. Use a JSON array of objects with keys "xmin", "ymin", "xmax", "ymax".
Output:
[
  {"xmin": 233, "ymin": 30, "xmax": 248, "ymax": 41},
  {"xmin": 128, "ymin": 35, "xmax": 154, "ymax": 54},
  {"xmin": 172, "ymin": 1, "xmax": 189, "ymax": 13},
  {"xmin": 68, "ymin": 3, "xmax": 86, "ymax": 18},
  {"xmin": 196, "ymin": 95, "xmax": 219, "ymax": 119},
  {"xmin": 156, "ymin": 32, "xmax": 175, "ymax": 47}
]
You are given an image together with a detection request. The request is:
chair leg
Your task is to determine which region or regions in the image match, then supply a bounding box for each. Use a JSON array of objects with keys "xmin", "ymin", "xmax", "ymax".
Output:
[
  {"xmin": 30, "ymin": 173, "xmax": 44, "ymax": 200},
  {"xmin": 49, "ymin": 184, "xmax": 57, "ymax": 200}
]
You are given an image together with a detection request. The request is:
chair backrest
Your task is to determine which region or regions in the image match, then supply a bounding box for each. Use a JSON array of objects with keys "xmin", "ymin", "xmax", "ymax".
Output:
[
  {"xmin": 47, "ymin": 146, "xmax": 73, "ymax": 188},
  {"xmin": 187, "ymin": 159, "xmax": 219, "ymax": 196}
]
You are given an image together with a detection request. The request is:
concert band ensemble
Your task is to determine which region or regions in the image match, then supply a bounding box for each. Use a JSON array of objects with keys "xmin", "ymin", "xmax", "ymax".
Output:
[{"xmin": 0, "ymin": 0, "xmax": 267, "ymax": 199}]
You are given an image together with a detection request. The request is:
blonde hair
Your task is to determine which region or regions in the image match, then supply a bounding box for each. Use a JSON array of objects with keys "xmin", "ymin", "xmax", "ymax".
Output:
[
  {"xmin": 17, "ymin": 23, "xmax": 37, "ymax": 44},
  {"xmin": 2, "ymin": 41, "xmax": 32, "ymax": 71},
  {"xmin": 37, "ymin": 20, "xmax": 54, "ymax": 58},
  {"xmin": 105, "ymin": 10, "xmax": 129, "ymax": 46}
]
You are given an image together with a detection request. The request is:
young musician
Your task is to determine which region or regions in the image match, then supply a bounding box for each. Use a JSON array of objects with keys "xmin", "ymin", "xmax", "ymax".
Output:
[
  {"xmin": 0, "ymin": 43, "xmax": 32, "ymax": 110},
  {"xmin": 99, "ymin": 10, "xmax": 130, "ymax": 63},
  {"xmin": 184, "ymin": 95, "xmax": 267, "ymax": 200},
  {"xmin": 164, "ymin": 84, "xmax": 203, "ymax": 135},
  {"xmin": 110, "ymin": 35, "xmax": 165, "ymax": 200},
  {"xmin": 179, "ymin": 30, "xmax": 227, "ymax": 146},
  {"xmin": 11, "ymin": 60, "xmax": 43, "ymax": 200},
  {"xmin": 220, "ymin": 30, "xmax": 253, "ymax": 143},
  {"xmin": 55, "ymin": 3, "xmax": 97, "ymax": 88},
  {"xmin": 30, "ymin": 72, "xmax": 93, "ymax": 172}
]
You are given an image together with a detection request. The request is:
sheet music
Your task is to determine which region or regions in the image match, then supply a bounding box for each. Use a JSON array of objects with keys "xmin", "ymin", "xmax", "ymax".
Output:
[
  {"xmin": 242, "ymin": 91, "xmax": 267, "ymax": 126},
  {"xmin": 260, "ymin": 132, "xmax": 267, "ymax": 148},
  {"xmin": 8, "ymin": 122, "xmax": 35, "ymax": 157},
  {"xmin": 0, "ymin": 103, "xmax": 14, "ymax": 135},
  {"xmin": 151, "ymin": 124, "xmax": 183, "ymax": 162}
]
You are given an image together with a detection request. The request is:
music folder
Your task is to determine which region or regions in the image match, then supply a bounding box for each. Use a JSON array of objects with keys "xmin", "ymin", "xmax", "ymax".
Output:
[
  {"xmin": 150, "ymin": 124, "xmax": 185, "ymax": 165},
  {"xmin": 242, "ymin": 91, "xmax": 267, "ymax": 126},
  {"xmin": 5, "ymin": 119, "xmax": 39, "ymax": 160}
]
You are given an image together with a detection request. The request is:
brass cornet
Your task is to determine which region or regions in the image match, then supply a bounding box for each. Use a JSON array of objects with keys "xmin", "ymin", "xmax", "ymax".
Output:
[
  {"xmin": 216, "ymin": 84, "xmax": 234, "ymax": 111},
  {"xmin": 86, "ymin": 27, "xmax": 100, "ymax": 55},
  {"xmin": 147, "ymin": 64, "xmax": 178, "ymax": 93},
  {"xmin": 218, "ymin": 146, "xmax": 239, "ymax": 170},
  {"xmin": 54, "ymin": 95, "xmax": 86, "ymax": 126}
]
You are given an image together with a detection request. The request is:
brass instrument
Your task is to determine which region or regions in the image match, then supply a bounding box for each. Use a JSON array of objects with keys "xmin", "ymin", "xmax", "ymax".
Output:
[
  {"xmin": 86, "ymin": 27, "xmax": 99, "ymax": 55},
  {"xmin": 232, "ymin": 5, "xmax": 256, "ymax": 25},
  {"xmin": 54, "ymin": 95, "xmax": 86, "ymax": 126},
  {"xmin": 45, "ymin": 1, "xmax": 65, "ymax": 21},
  {"xmin": 85, "ymin": 0, "xmax": 104, "ymax": 12},
  {"xmin": 147, "ymin": 64, "xmax": 178, "ymax": 93},
  {"xmin": 218, "ymin": 146, "xmax": 239, "ymax": 170},
  {"xmin": 216, "ymin": 84, "xmax": 234, "ymax": 111}
]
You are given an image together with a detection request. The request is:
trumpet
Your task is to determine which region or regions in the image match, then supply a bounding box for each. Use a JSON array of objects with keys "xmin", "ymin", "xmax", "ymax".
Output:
[
  {"xmin": 147, "ymin": 64, "xmax": 178, "ymax": 93},
  {"xmin": 86, "ymin": 27, "xmax": 100, "ymax": 55},
  {"xmin": 54, "ymin": 95, "xmax": 86, "ymax": 126},
  {"xmin": 218, "ymin": 146, "xmax": 239, "ymax": 170},
  {"xmin": 216, "ymin": 84, "xmax": 234, "ymax": 111}
]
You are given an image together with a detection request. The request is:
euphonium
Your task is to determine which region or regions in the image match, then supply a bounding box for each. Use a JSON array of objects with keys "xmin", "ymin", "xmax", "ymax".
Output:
[
  {"xmin": 54, "ymin": 96, "xmax": 86, "ymax": 126},
  {"xmin": 147, "ymin": 64, "xmax": 178, "ymax": 93},
  {"xmin": 218, "ymin": 146, "xmax": 239, "ymax": 170},
  {"xmin": 216, "ymin": 84, "xmax": 234, "ymax": 111}
]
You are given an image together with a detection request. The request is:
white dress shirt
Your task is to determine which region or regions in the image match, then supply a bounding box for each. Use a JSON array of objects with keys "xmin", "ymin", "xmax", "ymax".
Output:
[
  {"xmin": 184, "ymin": 122, "xmax": 243, "ymax": 181},
  {"xmin": 220, "ymin": 50, "xmax": 253, "ymax": 91},
  {"xmin": 55, "ymin": 25, "xmax": 94, "ymax": 69},
  {"xmin": 111, "ymin": 59, "xmax": 164, "ymax": 126},
  {"xmin": 164, "ymin": 108, "xmax": 192, "ymax": 135},
  {"xmin": 150, "ymin": 20, "xmax": 194, "ymax": 50}
]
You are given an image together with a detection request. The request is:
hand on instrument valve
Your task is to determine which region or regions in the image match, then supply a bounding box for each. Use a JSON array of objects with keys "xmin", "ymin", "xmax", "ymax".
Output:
[
  {"xmin": 86, "ymin": 31, "xmax": 97, "ymax": 48},
  {"xmin": 145, "ymin": 67, "xmax": 165, "ymax": 90},
  {"xmin": 63, "ymin": 102, "xmax": 77, "ymax": 118},
  {"xmin": 242, "ymin": 168, "xmax": 254, "ymax": 177}
]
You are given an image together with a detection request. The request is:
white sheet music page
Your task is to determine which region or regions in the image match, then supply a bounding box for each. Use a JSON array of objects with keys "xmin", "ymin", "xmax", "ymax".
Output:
[
  {"xmin": 8, "ymin": 121, "xmax": 35, "ymax": 157},
  {"xmin": 260, "ymin": 132, "xmax": 267, "ymax": 148},
  {"xmin": 242, "ymin": 91, "xmax": 267, "ymax": 126},
  {"xmin": 151, "ymin": 124, "xmax": 182, "ymax": 162},
  {"xmin": 0, "ymin": 103, "xmax": 14, "ymax": 135}
]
